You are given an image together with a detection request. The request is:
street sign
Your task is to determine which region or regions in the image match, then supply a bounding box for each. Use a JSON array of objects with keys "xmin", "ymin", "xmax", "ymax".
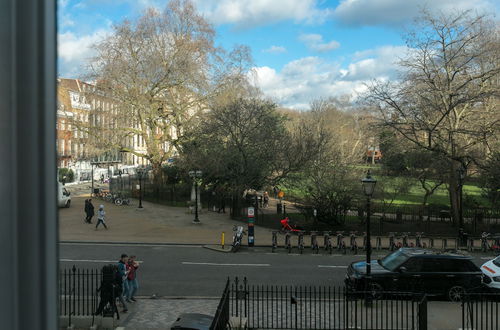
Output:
[
  {"xmin": 278, "ymin": 191, "xmax": 284, "ymax": 198},
  {"xmin": 248, "ymin": 207, "xmax": 255, "ymax": 218}
]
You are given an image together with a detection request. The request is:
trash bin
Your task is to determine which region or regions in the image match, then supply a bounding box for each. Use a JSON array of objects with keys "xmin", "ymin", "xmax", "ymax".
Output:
[{"xmin": 170, "ymin": 313, "xmax": 213, "ymax": 330}]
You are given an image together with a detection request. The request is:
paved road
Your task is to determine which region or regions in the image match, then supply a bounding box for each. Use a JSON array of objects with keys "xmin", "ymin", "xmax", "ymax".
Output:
[{"xmin": 59, "ymin": 243, "xmax": 493, "ymax": 298}]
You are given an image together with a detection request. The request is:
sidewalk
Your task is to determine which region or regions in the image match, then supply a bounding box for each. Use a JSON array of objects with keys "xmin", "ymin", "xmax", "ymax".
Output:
[
  {"xmin": 118, "ymin": 297, "xmax": 219, "ymax": 329},
  {"xmin": 115, "ymin": 298, "xmax": 468, "ymax": 330},
  {"xmin": 60, "ymin": 183, "xmax": 273, "ymax": 245}
]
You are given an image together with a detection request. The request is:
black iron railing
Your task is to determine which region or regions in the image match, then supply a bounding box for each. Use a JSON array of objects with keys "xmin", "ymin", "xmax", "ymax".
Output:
[
  {"xmin": 59, "ymin": 266, "xmax": 101, "ymax": 326},
  {"xmin": 210, "ymin": 278, "xmax": 231, "ymax": 330},
  {"xmin": 462, "ymin": 292, "xmax": 500, "ymax": 330},
  {"xmin": 229, "ymin": 277, "xmax": 427, "ymax": 330}
]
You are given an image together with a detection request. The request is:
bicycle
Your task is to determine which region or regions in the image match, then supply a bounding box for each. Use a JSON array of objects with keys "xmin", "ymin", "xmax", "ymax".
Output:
[
  {"xmin": 415, "ymin": 232, "xmax": 426, "ymax": 248},
  {"xmin": 271, "ymin": 231, "xmax": 278, "ymax": 253},
  {"xmin": 388, "ymin": 232, "xmax": 397, "ymax": 251},
  {"xmin": 280, "ymin": 217, "xmax": 303, "ymax": 234},
  {"xmin": 323, "ymin": 231, "xmax": 333, "ymax": 254},
  {"xmin": 311, "ymin": 231, "xmax": 319, "ymax": 254},
  {"xmin": 402, "ymin": 232, "xmax": 410, "ymax": 248},
  {"xmin": 298, "ymin": 231, "xmax": 304, "ymax": 254},
  {"xmin": 481, "ymin": 232, "xmax": 500, "ymax": 253},
  {"xmin": 349, "ymin": 232, "xmax": 358, "ymax": 255},
  {"xmin": 336, "ymin": 231, "xmax": 347, "ymax": 254},
  {"xmin": 285, "ymin": 232, "xmax": 292, "ymax": 254},
  {"xmin": 481, "ymin": 232, "xmax": 490, "ymax": 252}
]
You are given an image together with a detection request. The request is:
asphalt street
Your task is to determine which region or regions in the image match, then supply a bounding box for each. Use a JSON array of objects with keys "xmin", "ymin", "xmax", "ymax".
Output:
[{"xmin": 59, "ymin": 243, "xmax": 493, "ymax": 298}]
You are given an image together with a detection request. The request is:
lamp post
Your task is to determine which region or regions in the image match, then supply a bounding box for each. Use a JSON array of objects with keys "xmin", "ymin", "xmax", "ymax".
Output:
[
  {"xmin": 189, "ymin": 170, "xmax": 202, "ymax": 223},
  {"xmin": 136, "ymin": 167, "xmax": 144, "ymax": 209},
  {"xmin": 361, "ymin": 170, "xmax": 377, "ymax": 304}
]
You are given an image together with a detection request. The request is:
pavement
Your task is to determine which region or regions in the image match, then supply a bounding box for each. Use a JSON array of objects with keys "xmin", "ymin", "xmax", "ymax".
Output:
[{"xmin": 60, "ymin": 182, "xmax": 274, "ymax": 246}]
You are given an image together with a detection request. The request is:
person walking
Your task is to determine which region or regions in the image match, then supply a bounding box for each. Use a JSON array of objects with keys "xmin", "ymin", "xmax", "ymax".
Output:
[
  {"xmin": 84, "ymin": 199, "xmax": 90, "ymax": 223},
  {"xmin": 217, "ymin": 191, "xmax": 226, "ymax": 214},
  {"xmin": 263, "ymin": 191, "xmax": 269, "ymax": 208},
  {"xmin": 95, "ymin": 205, "xmax": 108, "ymax": 230},
  {"xmin": 117, "ymin": 254, "xmax": 129, "ymax": 312},
  {"xmin": 126, "ymin": 255, "xmax": 139, "ymax": 302},
  {"xmin": 86, "ymin": 198, "xmax": 95, "ymax": 223}
]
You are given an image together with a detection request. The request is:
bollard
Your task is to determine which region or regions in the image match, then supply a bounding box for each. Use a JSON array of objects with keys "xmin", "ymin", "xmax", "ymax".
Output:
[{"xmin": 222, "ymin": 232, "xmax": 225, "ymax": 249}]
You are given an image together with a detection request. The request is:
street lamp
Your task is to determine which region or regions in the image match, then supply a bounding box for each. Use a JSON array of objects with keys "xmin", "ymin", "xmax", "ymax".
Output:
[
  {"xmin": 136, "ymin": 167, "xmax": 144, "ymax": 209},
  {"xmin": 361, "ymin": 169, "xmax": 377, "ymax": 303},
  {"xmin": 189, "ymin": 170, "xmax": 202, "ymax": 223}
]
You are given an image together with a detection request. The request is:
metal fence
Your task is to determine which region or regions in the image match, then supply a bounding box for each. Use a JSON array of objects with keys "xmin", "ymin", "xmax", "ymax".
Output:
[
  {"xmin": 462, "ymin": 293, "xmax": 500, "ymax": 330},
  {"xmin": 229, "ymin": 277, "xmax": 426, "ymax": 330},
  {"xmin": 210, "ymin": 278, "xmax": 231, "ymax": 330},
  {"xmin": 59, "ymin": 266, "xmax": 101, "ymax": 325}
]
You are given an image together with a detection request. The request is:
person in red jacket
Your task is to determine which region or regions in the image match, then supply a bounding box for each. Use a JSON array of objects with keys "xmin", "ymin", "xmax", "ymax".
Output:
[{"xmin": 126, "ymin": 255, "xmax": 139, "ymax": 302}]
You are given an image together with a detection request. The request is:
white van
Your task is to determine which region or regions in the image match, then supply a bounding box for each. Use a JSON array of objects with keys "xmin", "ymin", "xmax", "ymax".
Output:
[{"xmin": 58, "ymin": 182, "xmax": 71, "ymax": 208}]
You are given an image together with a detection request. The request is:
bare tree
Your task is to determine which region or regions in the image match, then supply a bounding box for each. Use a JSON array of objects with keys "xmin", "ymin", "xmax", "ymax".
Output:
[
  {"xmin": 367, "ymin": 10, "xmax": 500, "ymax": 226},
  {"xmin": 86, "ymin": 0, "xmax": 246, "ymax": 183}
]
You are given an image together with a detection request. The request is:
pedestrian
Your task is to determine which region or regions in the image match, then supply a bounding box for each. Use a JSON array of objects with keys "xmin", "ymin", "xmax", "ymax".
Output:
[
  {"xmin": 84, "ymin": 199, "xmax": 89, "ymax": 223},
  {"xmin": 95, "ymin": 204, "xmax": 108, "ymax": 230},
  {"xmin": 273, "ymin": 186, "xmax": 278, "ymax": 199},
  {"xmin": 100, "ymin": 174, "xmax": 104, "ymax": 184},
  {"xmin": 95, "ymin": 264, "xmax": 120, "ymax": 319},
  {"xmin": 86, "ymin": 198, "xmax": 95, "ymax": 223},
  {"xmin": 117, "ymin": 254, "xmax": 129, "ymax": 312},
  {"xmin": 126, "ymin": 255, "xmax": 139, "ymax": 302},
  {"xmin": 217, "ymin": 191, "xmax": 226, "ymax": 214},
  {"xmin": 263, "ymin": 191, "xmax": 269, "ymax": 208}
]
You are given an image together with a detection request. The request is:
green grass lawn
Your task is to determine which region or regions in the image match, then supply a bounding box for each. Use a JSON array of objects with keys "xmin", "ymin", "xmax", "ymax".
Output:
[
  {"xmin": 282, "ymin": 169, "xmax": 490, "ymax": 208},
  {"xmin": 374, "ymin": 175, "xmax": 488, "ymax": 207}
]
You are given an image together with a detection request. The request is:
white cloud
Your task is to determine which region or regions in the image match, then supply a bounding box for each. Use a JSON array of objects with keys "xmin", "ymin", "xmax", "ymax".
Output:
[
  {"xmin": 299, "ymin": 33, "xmax": 340, "ymax": 53},
  {"xmin": 262, "ymin": 45, "xmax": 287, "ymax": 54},
  {"xmin": 334, "ymin": 0, "xmax": 496, "ymax": 26},
  {"xmin": 58, "ymin": 29, "xmax": 109, "ymax": 78},
  {"xmin": 193, "ymin": 0, "xmax": 332, "ymax": 27},
  {"xmin": 251, "ymin": 46, "xmax": 406, "ymax": 110}
]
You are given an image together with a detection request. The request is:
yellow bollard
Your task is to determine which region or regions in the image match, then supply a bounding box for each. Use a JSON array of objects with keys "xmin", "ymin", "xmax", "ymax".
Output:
[{"xmin": 222, "ymin": 232, "xmax": 225, "ymax": 249}]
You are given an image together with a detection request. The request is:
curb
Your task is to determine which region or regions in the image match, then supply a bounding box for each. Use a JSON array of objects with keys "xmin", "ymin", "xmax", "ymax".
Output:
[
  {"xmin": 59, "ymin": 240, "xmax": 273, "ymax": 248},
  {"xmin": 202, "ymin": 244, "xmax": 233, "ymax": 253}
]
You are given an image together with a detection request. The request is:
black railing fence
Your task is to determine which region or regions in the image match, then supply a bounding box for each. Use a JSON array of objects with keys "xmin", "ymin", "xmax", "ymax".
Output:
[
  {"xmin": 59, "ymin": 266, "xmax": 101, "ymax": 326},
  {"xmin": 229, "ymin": 277, "xmax": 425, "ymax": 330},
  {"xmin": 462, "ymin": 293, "xmax": 500, "ymax": 330},
  {"xmin": 210, "ymin": 278, "xmax": 231, "ymax": 330}
]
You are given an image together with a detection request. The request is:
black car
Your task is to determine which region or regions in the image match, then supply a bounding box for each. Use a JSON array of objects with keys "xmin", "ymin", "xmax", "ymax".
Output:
[{"xmin": 345, "ymin": 248, "xmax": 483, "ymax": 301}]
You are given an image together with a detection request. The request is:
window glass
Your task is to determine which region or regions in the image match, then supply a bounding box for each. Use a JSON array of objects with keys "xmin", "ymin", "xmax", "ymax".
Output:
[
  {"xmin": 380, "ymin": 250, "xmax": 409, "ymax": 271},
  {"xmin": 421, "ymin": 258, "xmax": 442, "ymax": 272},
  {"xmin": 402, "ymin": 258, "xmax": 423, "ymax": 272}
]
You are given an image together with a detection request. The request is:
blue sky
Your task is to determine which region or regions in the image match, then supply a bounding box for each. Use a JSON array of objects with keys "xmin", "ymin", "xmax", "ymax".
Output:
[{"xmin": 58, "ymin": 0, "xmax": 499, "ymax": 109}]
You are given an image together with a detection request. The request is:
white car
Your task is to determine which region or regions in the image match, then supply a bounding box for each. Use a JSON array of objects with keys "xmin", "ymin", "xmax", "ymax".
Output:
[{"xmin": 480, "ymin": 256, "xmax": 500, "ymax": 290}]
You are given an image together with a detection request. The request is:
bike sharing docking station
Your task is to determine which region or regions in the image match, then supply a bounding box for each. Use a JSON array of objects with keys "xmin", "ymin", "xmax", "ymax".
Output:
[{"xmin": 248, "ymin": 206, "xmax": 255, "ymax": 247}]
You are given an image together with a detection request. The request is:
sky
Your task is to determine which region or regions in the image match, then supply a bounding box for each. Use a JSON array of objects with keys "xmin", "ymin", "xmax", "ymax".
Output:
[{"xmin": 58, "ymin": 0, "xmax": 499, "ymax": 110}]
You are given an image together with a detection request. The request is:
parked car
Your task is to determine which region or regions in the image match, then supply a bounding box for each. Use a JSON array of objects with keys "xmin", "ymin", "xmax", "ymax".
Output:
[
  {"xmin": 58, "ymin": 182, "xmax": 71, "ymax": 208},
  {"xmin": 345, "ymin": 248, "xmax": 483, "ymax": 301},
  {"xmin": 480, "ymin": 256, "xmax": 500, "ymax": 291}
]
